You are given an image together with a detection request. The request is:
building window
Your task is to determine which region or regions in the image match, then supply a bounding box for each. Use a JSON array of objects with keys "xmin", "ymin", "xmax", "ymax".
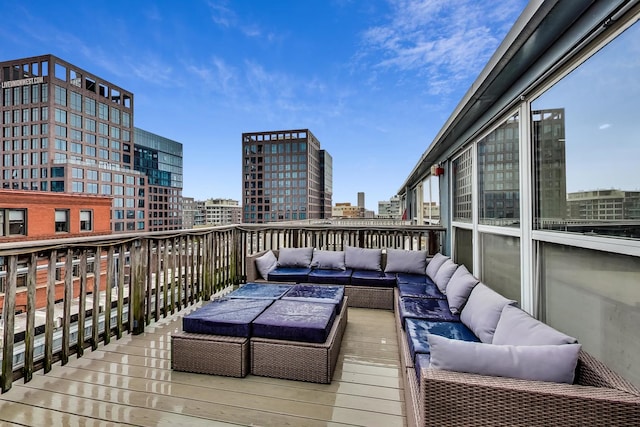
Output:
[
  {"xmin": 0, "ymin": 209, "xmax": 26, "ymax": 236},
  {"xmin": 55, "ymin": 209, "xmax": 69, "ymax": 232},
  {"xmin": 80, "ymin": 210, "xmax": 93, "ymax": 232}
]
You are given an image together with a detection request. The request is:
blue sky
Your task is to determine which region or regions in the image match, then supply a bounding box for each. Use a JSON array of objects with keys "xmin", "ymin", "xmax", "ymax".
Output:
[{"xmin": 1, "ymin": 0, "xmax": 528, "ymax": 212}]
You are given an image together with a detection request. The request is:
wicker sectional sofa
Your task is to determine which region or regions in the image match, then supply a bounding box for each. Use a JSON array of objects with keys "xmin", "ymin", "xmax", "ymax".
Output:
[{"xmin": 246, "ymin": 248, "xmax": 640, "ymax": 426}]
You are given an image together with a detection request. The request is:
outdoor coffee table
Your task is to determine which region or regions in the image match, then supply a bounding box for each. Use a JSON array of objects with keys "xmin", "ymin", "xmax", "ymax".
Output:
[
  {"xmin": 171, "ymin": 298, "xmax": 274, "ymax": 377},
  {"xmin": 250, "ymin": 296, "xmax": 348, "ymax": 384}
]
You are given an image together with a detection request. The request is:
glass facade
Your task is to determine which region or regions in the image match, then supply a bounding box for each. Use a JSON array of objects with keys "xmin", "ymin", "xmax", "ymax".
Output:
[
  {"xmin": 440, "ymin": 16, "xmax": 640, "ymax": 387},
  {"xmin": 134, "ymin": 128, "xmax": 183, "ymax": 231}
]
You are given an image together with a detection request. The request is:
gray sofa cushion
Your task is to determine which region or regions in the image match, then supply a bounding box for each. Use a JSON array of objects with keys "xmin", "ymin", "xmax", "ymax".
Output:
[
  {"xmin": 384, "ymin": 249, "xmax": 427, "ymax": 275},
  {"xmin": 428, "ymin": 333, "xmax": 581, "ymax": 384},
  {"xmin": 460, "ymin": 283, "xmax": 516, "ymax": 343},
  {"xmin": 493, "ymin": 304, "xmax": 578, "ymax": 345},
  {"xmin": 310, "ymin": 249, "xmax": 346, "ymax": 270},
  {"xmin": 255, "ymin": 250, "xmax": 278, "ymax": 279},
  {"xmin": 446, "ymin": 265, "xmax": 480, "ymax": 314},
  {"xmin": 425, "ymin": 253, "xmax": 449, "ymax": 279},
  {"xmin": 277, "ymin": 247, "xmax": 314, "ymax": 268},
  {"xmin": 345, "ymin": 246, "xmax": 382, "ymax": 271},
  {"xmin": 433, "ymin": 259, "xmax": 458, "ymax": 294}
]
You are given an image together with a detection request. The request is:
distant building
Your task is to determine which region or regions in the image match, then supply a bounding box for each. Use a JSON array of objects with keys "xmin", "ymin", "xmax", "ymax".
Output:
[
  {"xmin": 241, "ymin": 129, "xmax": 332, "ymax": 223},
  {"xmin": 378, "ymin": 196, "xmax": 402, "ymax": 219},
  {"xmin": 182, "ymin": 196, "xmax": 196, "ymax": 229},
  {"xmin": 134, "ymin": 128, "xmax": 183, "ymax": 231},
  {"xmin": 332, "ymin": 202, "xmax": 362, "ymax": 218},
  {"xmin": 202, "ymin": 198, "xmax": 241, "ymax": 226},
  {"xmin": 357, "ymin": 192, "xmax": 365, "ymax": 209}
]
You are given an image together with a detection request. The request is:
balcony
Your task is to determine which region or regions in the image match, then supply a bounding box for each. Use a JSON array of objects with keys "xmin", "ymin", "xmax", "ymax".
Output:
[{"xmin": 0, "ymin": 223, "xmax": 443, "ymax": 426}]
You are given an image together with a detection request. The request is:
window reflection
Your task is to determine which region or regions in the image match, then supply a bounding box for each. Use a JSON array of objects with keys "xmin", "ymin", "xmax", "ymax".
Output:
[
  {"xmin": 532, "ymin": 21, "xmax": 640, "ymax": 239},
  {"xmin": 478, "ymin": 113, "xmax": 519, "ymax": 226}
]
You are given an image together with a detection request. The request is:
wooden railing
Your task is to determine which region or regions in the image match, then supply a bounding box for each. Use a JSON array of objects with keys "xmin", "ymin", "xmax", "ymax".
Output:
[{"xmin": 0, "ymin": 223, "xmax": 445, "ymax": 393}]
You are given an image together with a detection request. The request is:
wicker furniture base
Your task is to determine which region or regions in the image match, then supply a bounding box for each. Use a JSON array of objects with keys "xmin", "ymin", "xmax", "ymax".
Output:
[
  {"xmin": 250, "ymin": 297, "xmax": 348, "ymax": 384},
  {"xmin": 171, "ymin": 331, "xmax": 249, "ymax": 378},
  {"xmin": 345, "ymin": 285, "xmax": 394, "ymax": 310}
]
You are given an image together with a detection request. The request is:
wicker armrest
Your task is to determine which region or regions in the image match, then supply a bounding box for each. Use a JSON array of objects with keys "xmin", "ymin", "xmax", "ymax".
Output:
[
  {"xmin": 421, "ymin": 368, "xmax": 640, "ymax": 426},
  {"xmin": 245, "ymin": 249, "xmax": 282, "ymax": 282}
]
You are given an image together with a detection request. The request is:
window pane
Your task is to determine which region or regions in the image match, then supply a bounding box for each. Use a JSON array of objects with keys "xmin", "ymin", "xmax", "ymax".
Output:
[
  {"xmin": 452, "ymin": 149, "xmax": 472, "ymax": 222},
  {"xmin": 478, "ymin": 113, "xmax": 519, "ymax": 227},
  {"xmin": 479, "ymin": 233, "xmax": 520, "ymax": 303},
  {"xmin": 540, "ymin": 242, "xmax": 640, "ymax": 387},
  {"xmin": 453, "ymin": 227, "xmax": 473, "ymax": 271},
  {"xmin": 532, "ymin": 21, "xmax": 640, "ymax": 239}
]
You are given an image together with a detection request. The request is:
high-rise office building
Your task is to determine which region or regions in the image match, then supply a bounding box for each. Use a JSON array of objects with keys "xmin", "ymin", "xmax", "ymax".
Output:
[
  {"xmin": 134, "ymin": 128, "xmax": 183, "ymax": 231},
  {"xmin": 357, "ymin": 192, "xmax": 365, "ymax": 209},
  {"xmin": 241, "ymin": 129, "xmax": 332, "ymax": 223},
  {"xmin": 1, "ymin": 54, "xmax": 147, "ymax": 233}
]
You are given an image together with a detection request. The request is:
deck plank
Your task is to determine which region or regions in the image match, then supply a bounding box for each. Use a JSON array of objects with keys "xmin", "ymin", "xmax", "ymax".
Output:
[{"xmin": 0, "ymin": 306, "xmax": 406, "ymax": 427}]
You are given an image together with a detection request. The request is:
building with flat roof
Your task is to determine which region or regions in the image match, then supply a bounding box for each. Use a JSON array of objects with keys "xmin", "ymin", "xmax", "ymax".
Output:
[
  {"xmin": 1, "ymin": 54, "xmax": 148, "ymax": 233},
  {"xmin": 241, "ymin": 129, "xmax": 332, "ymax": 223},
  {"xmin": 134, "ymin": 128, "xmax": 183, "ymax": 231}
]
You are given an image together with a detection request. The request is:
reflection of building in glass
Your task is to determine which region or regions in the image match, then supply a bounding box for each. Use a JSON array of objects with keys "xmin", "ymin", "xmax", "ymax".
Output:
[
  {"xmin": 242, "ymin": 129, "xmax": 332, "ymax": 223},
  {"xmin": 422, "ymin": 201, "xmax": 440, "ymax": 224},
  {"xmin": 452, "ymin": 149, "xmax": 473, "ymax": 221},
  {"xmin": 533, "ymin": 108, "xmax": 567, "ymax": 222},
  {"xmin": 567, "ymin": 190, "xmax": 640, "ymax": 220},
  {"xmin": 477, "ymin": 114, "xmax": 519, "ymax": 225}
]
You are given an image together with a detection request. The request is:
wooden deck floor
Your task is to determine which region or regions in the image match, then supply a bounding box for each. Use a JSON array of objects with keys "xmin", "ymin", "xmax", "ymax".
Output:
[{"xmin": 0, "ymin": 305, "xmax": 406, "ymax": 426}]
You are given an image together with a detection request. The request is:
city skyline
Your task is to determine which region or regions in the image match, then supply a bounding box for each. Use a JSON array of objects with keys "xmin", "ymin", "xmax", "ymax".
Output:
[{"xmin": 0, "ymin": 0, "xmax": 527, "ymax": 211}]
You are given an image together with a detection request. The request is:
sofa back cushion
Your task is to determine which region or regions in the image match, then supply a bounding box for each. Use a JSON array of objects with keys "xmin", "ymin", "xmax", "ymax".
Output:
[
  {"xmin": 425, "ymin": 253, "xmax": 449, "ymax": 279},
  {"xmin": 310, "ymin": 249, "xmax": 346, "ymax": 271},
  {"xmin": 433, "ymin": 259, "xmax": 458, "ymax": 294},
  {"xmin": 255, "ymin": 250, "xmax": 278, "ymax": 280},
  {"xmin": 345, "ymin": 246, "xmax": 382, "ymax": 271},
  {"xmin": 277, "ymin": 247, "xmax": 314, "ymax": 268},
  {"xmin": 384, "ymin": 249, "xmax": 427, "ymax": 275},
  {"xmin": 460, "ymin": 283, "xmax": 516, "ymax": 343},
  {"xmin": 446, "ymin": 265, "xmax": 480, "ymax": 314},
  {"xmin": 493, "ymin": 304, "xmax": 578, "ymax": 345},
  {"xmin": 428, "ymin": 333, "xmax": 581, "ymax": 384}
]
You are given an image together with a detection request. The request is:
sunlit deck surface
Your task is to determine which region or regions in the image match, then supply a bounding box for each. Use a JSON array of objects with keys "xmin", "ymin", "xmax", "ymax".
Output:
[{"xmin": 0, "ymin": 305, "xmax": 405, "ymax": 427}]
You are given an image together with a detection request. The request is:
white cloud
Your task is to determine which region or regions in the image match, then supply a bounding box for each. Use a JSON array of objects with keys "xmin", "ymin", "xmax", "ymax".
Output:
[
  {"xmin": 358, "ymin": 0, "xmax": 525, "ymax": 94},
  {"xmin": 599, "ymin": 123, "xmax": 611, "ymax": 130}
]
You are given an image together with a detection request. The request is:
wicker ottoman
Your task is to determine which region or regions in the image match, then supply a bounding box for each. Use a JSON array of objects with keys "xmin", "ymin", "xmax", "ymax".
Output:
[
  {"xmin": 171, "ymin": 331, "xmax": 249, "ymax": 378},
  {"xmin": 250, "ymin": 297, "xmax": 348, "ymax": 384}
]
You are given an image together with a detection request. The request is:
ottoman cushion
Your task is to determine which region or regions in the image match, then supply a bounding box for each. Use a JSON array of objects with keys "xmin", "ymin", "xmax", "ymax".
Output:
[
  {"xmin": 282, "ymin": 284, "xmax": 345, "ymax": 314},
  {"xmin": 182, "ymin": 298, "xmax": 273, "ymax": 337},
  {"xmin": 227, "ymin": 283, "xmax": 292, "ymax": 300},
  {"xmin": 252, "ymin": 300, "xmax": 337, "ymax": 343}
]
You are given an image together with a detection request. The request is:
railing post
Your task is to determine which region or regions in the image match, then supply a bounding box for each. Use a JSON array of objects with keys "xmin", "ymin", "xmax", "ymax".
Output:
[
  {"xmin": 1, "ymin": 255, "xmax": 17, "ymax": 393},
  {"xmin": 131, "ymin": 240, "xmax": 146, "ymax": 335}
]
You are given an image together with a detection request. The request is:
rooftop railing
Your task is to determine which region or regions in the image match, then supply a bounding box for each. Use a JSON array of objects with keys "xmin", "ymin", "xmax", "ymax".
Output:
[{"xmin": 0, "ymin": 222, "xmax": 445, "ymax": 393}]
